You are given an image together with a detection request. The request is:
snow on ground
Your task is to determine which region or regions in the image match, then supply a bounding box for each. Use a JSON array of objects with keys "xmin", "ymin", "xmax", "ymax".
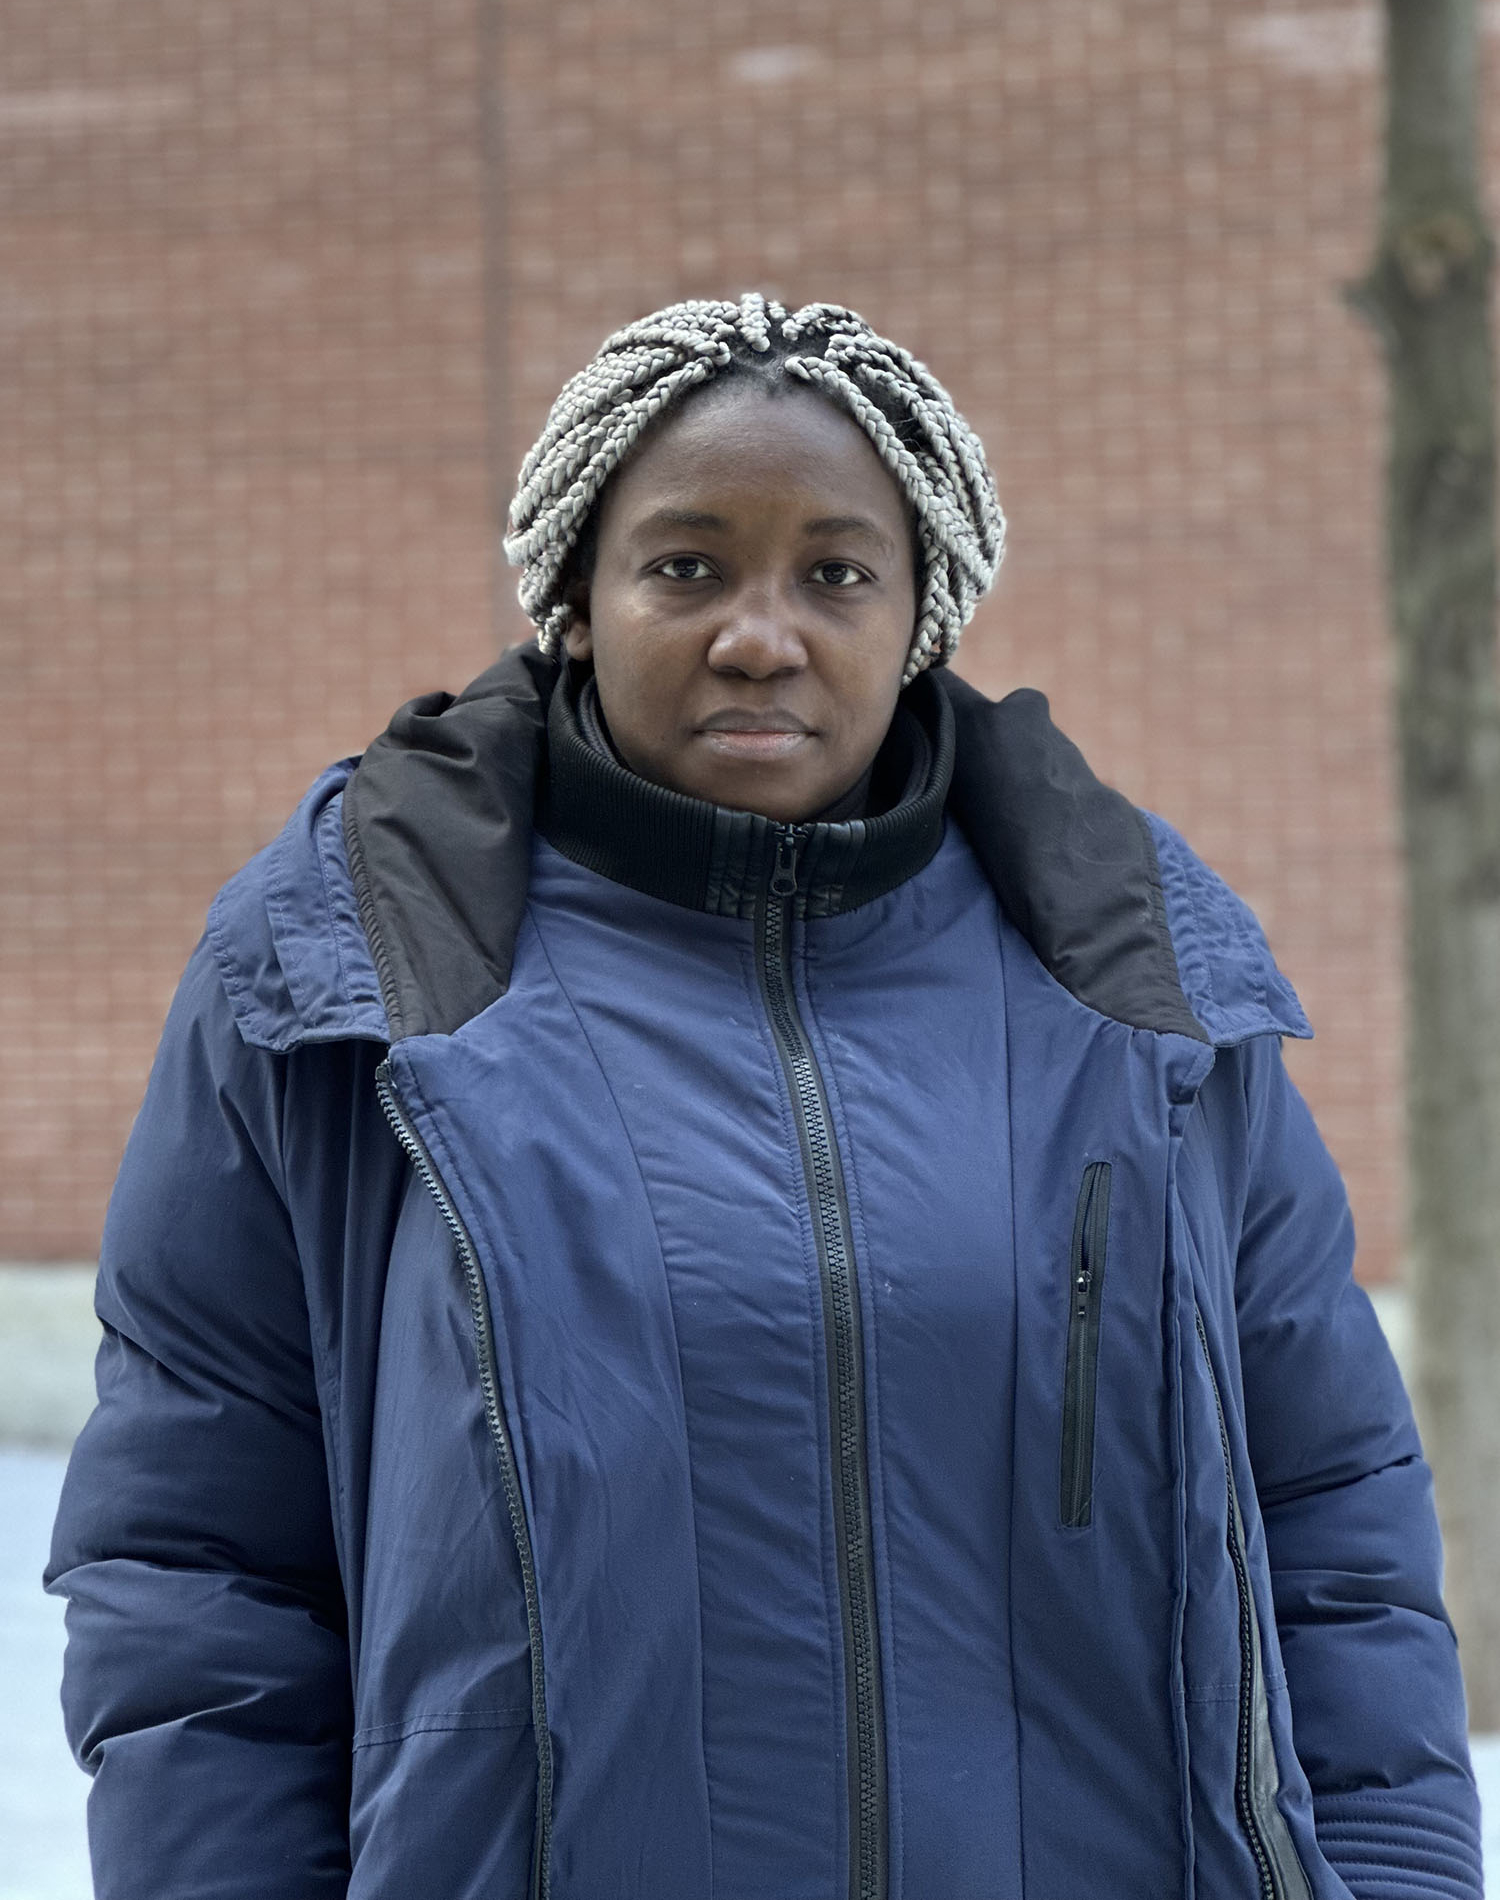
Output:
[
  {"xmin": 3, "ymin": 1445, "xmax": 1497, "ymax": 1897},
  {"xmin": 1476, "ymin": 1732, "xmax": 1500, "ymax": 1884},
  {"xmin": 1, "ymin": 1450, "xmax": 89, "ymax": 1900}
]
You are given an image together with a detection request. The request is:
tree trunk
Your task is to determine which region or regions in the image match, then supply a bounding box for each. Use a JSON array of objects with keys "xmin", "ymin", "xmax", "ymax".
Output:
[{"xmin": 1353, "ymin": 0, "xmax": 1500, "ymax": 1727}]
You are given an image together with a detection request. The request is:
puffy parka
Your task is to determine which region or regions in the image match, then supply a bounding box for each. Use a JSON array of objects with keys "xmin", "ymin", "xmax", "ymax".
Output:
[{"xmin": 48, "ymin": 648, "xmax": 1480, "ymax": 1900}]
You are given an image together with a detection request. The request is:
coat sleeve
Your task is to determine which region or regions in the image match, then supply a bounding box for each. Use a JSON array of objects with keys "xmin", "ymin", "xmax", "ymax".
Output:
[
  {"xmin": 1231, "ymin": 1036, "xmax": 1482, "ymax": 1900},
  {"xmin": 45, "ymin": 936, "xmax": 354, "ymax": 1900}
]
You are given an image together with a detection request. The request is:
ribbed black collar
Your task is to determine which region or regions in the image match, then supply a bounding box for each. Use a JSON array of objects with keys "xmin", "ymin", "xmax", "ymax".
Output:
[{"xmin": 537, "ymin": 664, "xmax": 954, "ymax": 920}]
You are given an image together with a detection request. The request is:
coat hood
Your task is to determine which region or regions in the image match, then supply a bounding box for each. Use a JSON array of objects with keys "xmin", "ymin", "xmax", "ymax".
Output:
[{"xmin": 207, "ymin": 644, "xmax": 1310, "ymax": 1054}]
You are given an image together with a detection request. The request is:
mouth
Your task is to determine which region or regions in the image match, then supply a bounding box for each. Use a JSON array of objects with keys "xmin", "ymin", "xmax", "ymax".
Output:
[{"xmin": 695, "ymin": 708, "xmax": 816, "ymax": 763}]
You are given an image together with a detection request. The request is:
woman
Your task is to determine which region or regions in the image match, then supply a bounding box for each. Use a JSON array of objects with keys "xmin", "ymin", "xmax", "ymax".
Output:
[{"xmin": 50, "ymin": 295, "xmax": 1480, "ymax": 1900}]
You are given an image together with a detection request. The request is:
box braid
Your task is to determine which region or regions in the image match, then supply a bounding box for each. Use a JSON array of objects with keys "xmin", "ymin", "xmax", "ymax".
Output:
[{"xmin": 504, "ymin": 292, "xmax": 1005, "ymax": 683}]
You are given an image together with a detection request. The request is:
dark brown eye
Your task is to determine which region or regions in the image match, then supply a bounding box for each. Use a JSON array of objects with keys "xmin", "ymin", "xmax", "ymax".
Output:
[
  {"xmin": 657, "ymin": 556, "xmax": 713, "ymax": 582},
  {"xmin": 810, "ymin": 561, "xmax": 864, "ymax": 587}
]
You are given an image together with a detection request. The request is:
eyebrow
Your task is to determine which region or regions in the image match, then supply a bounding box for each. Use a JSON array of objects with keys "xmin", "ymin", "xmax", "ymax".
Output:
[
  {"xmin": 801, "ymin": 515, "xmax": 899, "ymax": 559},
  {"xmin": 628, "ymin": 508, "xmax": 731, "ymax": 543},
  {"xmin": 628, "ymin": 507, "xmax": 898, "ymax": 561}
]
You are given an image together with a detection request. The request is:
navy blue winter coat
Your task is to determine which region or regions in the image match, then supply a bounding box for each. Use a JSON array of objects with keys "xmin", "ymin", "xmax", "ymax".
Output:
[{"xmin": 49, "ymin": 649, "xmax": 1480, "ymax": 1899}]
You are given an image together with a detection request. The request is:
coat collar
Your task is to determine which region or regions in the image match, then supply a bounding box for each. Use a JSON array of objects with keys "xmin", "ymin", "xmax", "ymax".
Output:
[
  {"xmin": 537, "ymin": 661, "xmax": 952, "ymax": 923},
  {"xmin": 211, "ymin": 642, "xmax": 1307, "ymax": 1050}
]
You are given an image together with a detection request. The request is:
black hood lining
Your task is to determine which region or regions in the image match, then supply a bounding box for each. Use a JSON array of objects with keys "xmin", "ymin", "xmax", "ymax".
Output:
[
  {"xmin": 343, "ymin": 644, "xmax": 1207, "ymax": 1044},
  {"xmin": 342, "ymin": 643, "xmax": 555, "ymax": 1043},
  {"xmin": 939, "ymin": 671, "xmax": 1208, "ymax": 1043}
]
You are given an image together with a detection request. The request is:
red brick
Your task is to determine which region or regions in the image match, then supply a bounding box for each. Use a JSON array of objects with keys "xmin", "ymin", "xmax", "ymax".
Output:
[{"xmin": 3, "ymin": 0, "xmax": 1465, "ymax": 1281}]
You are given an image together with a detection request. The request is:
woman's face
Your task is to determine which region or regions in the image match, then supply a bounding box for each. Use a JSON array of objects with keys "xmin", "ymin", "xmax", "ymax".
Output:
[{"xmin": 563, "ymin": 383, "xmax": 918, "ymax": 823}]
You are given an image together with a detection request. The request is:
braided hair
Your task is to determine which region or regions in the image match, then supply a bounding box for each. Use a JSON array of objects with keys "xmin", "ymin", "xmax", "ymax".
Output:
[{"xmin": 503, "ymin": 293, "xmax": 1005, "ymax": 684}]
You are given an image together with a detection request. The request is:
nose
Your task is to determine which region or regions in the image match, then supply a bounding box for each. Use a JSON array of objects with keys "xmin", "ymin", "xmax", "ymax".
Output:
[{"xmin": 706, "ymin": 587, "xmax": 808, "ymax": 679}]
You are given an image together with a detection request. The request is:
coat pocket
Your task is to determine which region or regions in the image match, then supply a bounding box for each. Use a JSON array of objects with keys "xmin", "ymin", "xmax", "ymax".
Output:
[{"xmin": 1060, "ymin": 1160, "xmax": 1112, "ymax": 1527}]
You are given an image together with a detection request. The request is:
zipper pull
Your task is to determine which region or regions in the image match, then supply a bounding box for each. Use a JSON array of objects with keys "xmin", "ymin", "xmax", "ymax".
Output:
[{"xmin": 770, "ymin": 827, "xmax": 803, "ymax": 897}]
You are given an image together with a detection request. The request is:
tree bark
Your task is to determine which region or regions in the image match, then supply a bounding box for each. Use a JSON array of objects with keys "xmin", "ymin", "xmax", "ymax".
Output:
[{"xmin": 1352, "ymin": 0, "xmax": 1500, "ymax": 1727}]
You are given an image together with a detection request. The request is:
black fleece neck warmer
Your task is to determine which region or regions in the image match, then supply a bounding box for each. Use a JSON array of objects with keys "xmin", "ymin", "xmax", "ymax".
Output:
[{"xmin": 539, "ymin": 663, "xmax": 952, "ymax": 920}]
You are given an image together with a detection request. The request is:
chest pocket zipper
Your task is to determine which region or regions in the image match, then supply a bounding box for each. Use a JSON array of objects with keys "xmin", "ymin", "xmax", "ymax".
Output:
[{"xmin": 1060, "ymin": 1160, "xmax": 1112, "ymax": 1528}]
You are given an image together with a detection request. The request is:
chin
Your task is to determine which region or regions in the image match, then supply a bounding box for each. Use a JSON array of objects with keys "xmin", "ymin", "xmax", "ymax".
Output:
[{"xmin": 687, "ymin": 766, "xmax": 818, "ymax": 824}]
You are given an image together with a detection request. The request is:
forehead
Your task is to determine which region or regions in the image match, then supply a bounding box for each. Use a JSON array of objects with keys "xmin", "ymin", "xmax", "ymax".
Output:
[{"xmin": 594, "ymin": 381, "xmax": 912, "ymax": 534}]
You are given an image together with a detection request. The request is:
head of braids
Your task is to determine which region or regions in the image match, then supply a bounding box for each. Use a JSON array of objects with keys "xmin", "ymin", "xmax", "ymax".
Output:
[{"xmin": 503, "ymin": 293, "xmax": 1005, "ymax": 686}]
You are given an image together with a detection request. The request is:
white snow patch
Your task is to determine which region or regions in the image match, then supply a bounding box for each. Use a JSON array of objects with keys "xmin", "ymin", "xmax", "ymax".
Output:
[
  {"xmin": 0, "ymin": 1448, "xmax": 90, "ymax": 1900},
  {"xmin": 724, "ymin": 45, "xmax": 822, "ymax": 86}
]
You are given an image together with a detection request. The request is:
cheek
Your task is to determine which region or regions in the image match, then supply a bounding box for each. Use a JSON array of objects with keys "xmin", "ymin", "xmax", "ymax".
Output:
[
  {"xmin": 592, "ymin": 645, "xmax": 683, "ymax": 759},
  {"xmin": 835, "ymin": 633, "xmax": 911, "ymax": 727},
  {"xmin": 597, "ymin": 604, "xmax": 703, "ymax": 693}
]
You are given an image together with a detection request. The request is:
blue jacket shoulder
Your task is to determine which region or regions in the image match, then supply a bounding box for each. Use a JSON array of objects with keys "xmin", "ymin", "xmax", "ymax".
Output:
[
  {"xmin": 206, "ymin": 760, "xmax": 388, "ymax": 1053},
  {"xmin": 1143, "ymin": 810, "xmax": 1311, "ymax": 1047},
  {"xmin": 201, "ymin": 757, "xmax": 1308, "ymax": 1058}
]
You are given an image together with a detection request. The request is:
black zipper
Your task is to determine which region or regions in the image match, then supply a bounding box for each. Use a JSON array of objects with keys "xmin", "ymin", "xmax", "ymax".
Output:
[
  {"xmin": 1060, "ymin": 1161, "xmax": 1112, "ymax": 1528},
  {"xmin": 376, "ymin": 1061, "xmax": 554, "ymax": 1900},
  {"xmin": 755, "ymin": 823, "xmax": 887, "ymax": 1900},
  {"xmin": 1193, "ymin": 1308, "xmax": 1311, "ymax": 1900}
]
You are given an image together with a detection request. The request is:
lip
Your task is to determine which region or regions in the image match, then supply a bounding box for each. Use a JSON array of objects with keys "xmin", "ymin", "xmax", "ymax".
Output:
[
  {"xmin": 698, "ymin": 728, "xmax": 812, "ymax": 761},
  {"xmin": 697, "ymin": 708, "xmax": 814, "ymax": 734},
  {"xmin": 695, "ymin": 709, "xmax": 816, "ymax": 763}
]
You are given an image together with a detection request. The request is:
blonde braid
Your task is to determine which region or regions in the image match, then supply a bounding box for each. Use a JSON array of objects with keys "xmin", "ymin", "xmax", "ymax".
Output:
[{"xmin": 504, "ymin": 293, "xmax": 1005, "ymax": 679}]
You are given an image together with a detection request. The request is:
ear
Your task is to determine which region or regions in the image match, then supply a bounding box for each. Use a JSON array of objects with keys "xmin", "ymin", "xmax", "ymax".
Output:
[{"xmin": 561, "ymin": 576, "xmax": 593, "ymax": 662}]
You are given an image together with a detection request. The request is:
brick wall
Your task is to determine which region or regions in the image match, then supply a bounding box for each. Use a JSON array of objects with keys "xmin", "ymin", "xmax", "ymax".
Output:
[{"xmin": 3, "ymin": 0, "xmax": 1463, "ymax": 1277}]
